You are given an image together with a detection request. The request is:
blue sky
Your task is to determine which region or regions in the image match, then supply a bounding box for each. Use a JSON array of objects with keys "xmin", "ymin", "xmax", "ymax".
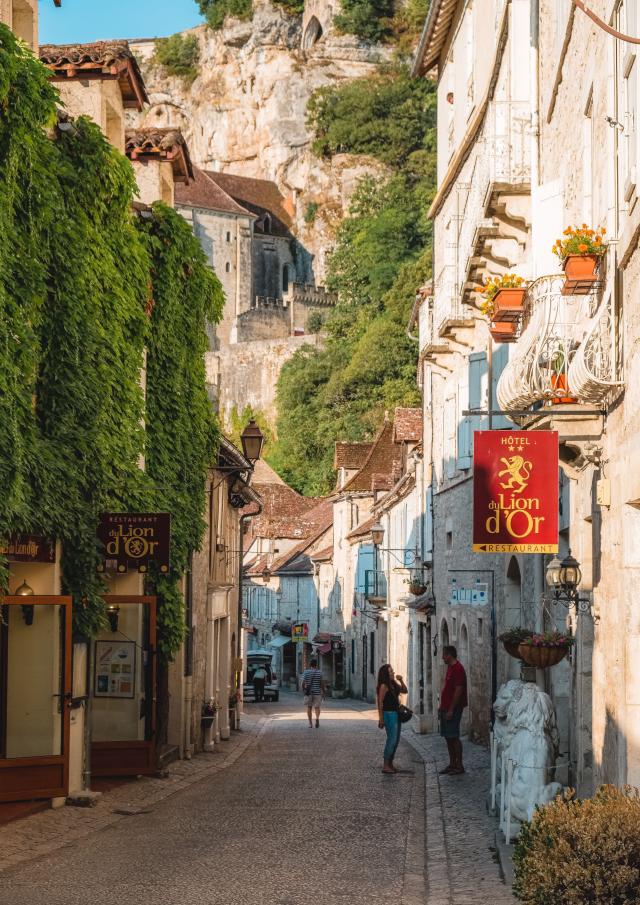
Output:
[{"xmin": 39, "ymin": 0, "xmax": 203, "ymax": 44}]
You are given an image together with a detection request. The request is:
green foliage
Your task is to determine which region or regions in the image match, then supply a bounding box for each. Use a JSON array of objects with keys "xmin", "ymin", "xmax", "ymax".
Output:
[
  {"xmin": 308, "ymin": 65, "xmax": 436, "ymax": 166},
  {"xmin": 513, "ymin": 786, "xmax": 640, "ymax": 904},
  {"xmin": 333, "ymin": 0, "xmax": 394, "ymax": 42},
  {"xmin": 306, "ymin": 311, "xmax": 325, "ymax": 333},
  {"xmin": 390, "ymin": 0, "xmax": 430, "ymax": 53},
  {"xmin": 271, "ymin": 66, "xmax": 435, "ymax": 494},
  {"xmin": 152, "ymin": 33, "xmax": 200, "ymax": 85},
  {"xmin": 196, "ymin": 0, "xmax": 253, "ymax": 30},
  {"xmin": 138, "ymin": 205, "xmax": 224, "ymax": 659},
  {"xmin": 0, "ymin": 27, "xmax": 222, "ymax": 658},
  {"xmin": 228, "ymin": 405, "xmax": 274, "ymax": 460},
  {"xmin": 304, "ymin": 201, "xmax": 319, "ymax": 224},
  {"xmin": 272, "ymin": 0, "xmax": 305, "ymax": 13}
]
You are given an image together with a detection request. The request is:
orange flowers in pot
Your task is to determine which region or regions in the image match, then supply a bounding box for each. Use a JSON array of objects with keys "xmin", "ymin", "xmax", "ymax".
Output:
[{"xmin": 552, "ymin": 225, "xmax": 607, "ymax": 295}]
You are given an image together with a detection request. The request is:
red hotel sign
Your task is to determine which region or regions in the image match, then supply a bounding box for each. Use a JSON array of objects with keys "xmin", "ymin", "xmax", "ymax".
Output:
[{"xmin": 473, "ymin": 431, "xmax": 558, "ymax": 554}]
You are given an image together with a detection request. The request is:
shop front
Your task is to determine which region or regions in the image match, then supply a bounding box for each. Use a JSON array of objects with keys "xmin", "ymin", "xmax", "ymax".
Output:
[
  {"xmin": 0, "ymin": 593, "xmax": 72, "ymax": 802},
  {"xmin": 90, "ymin": 595, "xmax": 156, "ymax": 776},
  {"xmin": 312, "ymin": 633, "xmax": 345, "ymax": 696}
]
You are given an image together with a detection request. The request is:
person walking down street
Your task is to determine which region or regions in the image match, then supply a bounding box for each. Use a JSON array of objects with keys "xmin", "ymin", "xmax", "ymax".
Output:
[
  {"xmin": 376, "ymin": 664, "xmax": 408, "ymax": 774},
  {"xmin": 301, "ymin": 658, "xmax": 325, "ymax": 728},
  {"xmin": 439, "ymin": 645, "xmax": 468, "ymax": 775},
  {"xmin": 252, "ymin": 664, "xmax": 268, "ymax": 703}
]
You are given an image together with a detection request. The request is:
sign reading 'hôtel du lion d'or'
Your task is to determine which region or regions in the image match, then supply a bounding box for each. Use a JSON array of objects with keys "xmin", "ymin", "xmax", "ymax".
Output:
[
  {"xmin": 473, "ymin": 431, "xmax": 559, "ymax": 554},
  {"xmin": 97, "ymin": 513, "xmax": 171, "ymax": 574}
]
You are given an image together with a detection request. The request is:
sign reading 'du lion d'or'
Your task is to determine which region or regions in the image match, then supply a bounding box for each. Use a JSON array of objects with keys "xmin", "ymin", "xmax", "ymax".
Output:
[
  {"xmin": 473, "ymin": 431, "xmax": 558, "ymax": 553},
  {"xmin": 97, "ymin": 513, "xmax": 171, "ymax": 573},
  {"xmin": 0, "ymin": 534, "xmax": 56, "ymax": 563}
]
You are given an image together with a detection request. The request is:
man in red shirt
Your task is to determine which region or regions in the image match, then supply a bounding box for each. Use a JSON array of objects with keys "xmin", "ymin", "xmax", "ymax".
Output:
[{"xmin": 439, "ymin": 645, "xmax": 468, "ymax": 775}]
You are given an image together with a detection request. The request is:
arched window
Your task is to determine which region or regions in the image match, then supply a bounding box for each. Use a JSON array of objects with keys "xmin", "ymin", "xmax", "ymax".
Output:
[
  {"xmin": 225, "ymin": 262, "xmax": 230, "ymax": 273},
  {"xmin": 263, "ymin": 214, "xmax": 272, "ymax": 234},
  {"xmin": 282, "ymin": 264, "xmax": 289, "ymax": 293},
  {"xmin": 226, "ymin": 231, "xmax": 231, "ymax": 242}
]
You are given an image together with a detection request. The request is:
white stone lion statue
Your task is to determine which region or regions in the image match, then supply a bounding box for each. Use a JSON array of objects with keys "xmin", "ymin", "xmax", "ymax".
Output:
[{"xmin": 493, "ymin": 679, "xmax": 562, "ymax": 830}]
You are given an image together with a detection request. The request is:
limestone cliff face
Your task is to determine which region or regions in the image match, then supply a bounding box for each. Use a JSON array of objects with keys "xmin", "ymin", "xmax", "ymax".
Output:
[{"xmin": 129, "ymin": 1, "xmax": 388, "ymax": 281}]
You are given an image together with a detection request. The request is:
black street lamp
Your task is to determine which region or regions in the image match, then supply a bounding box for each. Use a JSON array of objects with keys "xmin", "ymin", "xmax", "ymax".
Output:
[
  {"xmin": 241, "ymin": 420, "xmax": 265, "ymax": 464},
  {"xmin": 546, "ymin": 549, "xmax": 590, "ymax": 613}
]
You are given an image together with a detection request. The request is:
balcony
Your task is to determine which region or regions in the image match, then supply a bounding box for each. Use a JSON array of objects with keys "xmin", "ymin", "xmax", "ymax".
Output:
[
  {"xmin": 459, "ymin": 101, "xmax": 532, "ymax": 309},
  {"xmin": 433, "ymin": 264, "xmax": 475, "ymax": 343},
  {"xmin": 364, "ymin": 570, "xmax": 387, "ymax": 606},
  {"xmin": 495, "ymin": 274, "xmax": 622, "ymax": 465}
]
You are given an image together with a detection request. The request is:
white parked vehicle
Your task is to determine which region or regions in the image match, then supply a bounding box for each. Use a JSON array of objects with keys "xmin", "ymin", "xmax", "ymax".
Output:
[{"xmin": 243, "ymin": 650, "xmax": 279, "ymax": 702}]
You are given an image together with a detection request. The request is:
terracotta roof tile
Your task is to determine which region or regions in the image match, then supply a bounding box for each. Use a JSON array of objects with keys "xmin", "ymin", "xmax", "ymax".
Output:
[
  {"xmin": 310, "ymin": 544, "xmax": 333, "ymax": 562},
  {"xmin": 346, "ymin": 514, "xmax": 377, "ymax": 542},
  {"xmin": 40, "ymin": 41, "xmax": 148, "ymax": 110},
  {"xmin": 333, "ymin": 442, "xmax": 373, "ymax": 470},
  {"xmin": 393, "ymin": 407, "xmax": 422, "ymax": 443},
  {"xmin": 341, "ymin": 419, "xmax": 403, "ymax": 494},
  {"xmin": 125, "ymin": 128, "xmax": 193, "ymax": 183},
  {"xmin": 175, "ymin": 166, "xmax": 252, "ymax": 217},
  {"xmin": 203, "ymin": 171, "xmax": 292, "ymax": 237}
]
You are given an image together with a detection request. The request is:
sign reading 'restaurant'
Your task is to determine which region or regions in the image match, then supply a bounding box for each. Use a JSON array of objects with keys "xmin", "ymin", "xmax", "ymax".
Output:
[
  {"xmin": 97, "ymin": 513, "xmax": 171, "ymax": 574},
  {"xmin": 472, "ymin": 431, "xmax": 558, "ymax": 554}
]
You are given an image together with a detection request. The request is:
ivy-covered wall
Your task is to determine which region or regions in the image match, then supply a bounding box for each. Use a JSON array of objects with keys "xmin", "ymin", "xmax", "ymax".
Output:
[{"xmin": 0, "ymin": 25, "xmax": 223, "ymax": 659}]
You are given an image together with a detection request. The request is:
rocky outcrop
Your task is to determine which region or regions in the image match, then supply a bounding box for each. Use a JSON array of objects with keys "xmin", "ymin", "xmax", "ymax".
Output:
[{"xmin": 129, "ymin": 0, "xmax": 388, "ymax": 282}]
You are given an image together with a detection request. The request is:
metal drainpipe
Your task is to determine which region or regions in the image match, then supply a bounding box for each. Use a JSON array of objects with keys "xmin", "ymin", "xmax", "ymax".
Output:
[
  {"xmin": 83, "ymin": 638, "xmax": 92, "ymax": 791},
  {"xmin": 183, "ymin": 563, "xmax": 194, "ymax": 759}
]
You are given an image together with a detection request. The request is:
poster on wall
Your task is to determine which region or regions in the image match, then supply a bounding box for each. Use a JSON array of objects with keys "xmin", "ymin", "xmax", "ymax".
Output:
[
  {"xmin": 94, "ymin": 641, "xmax": 136, "ymax": 698},
  {"xmin": 473, "ymin": 430, "xmax": 559, "ymax": 553},
  {"xmin": 292, "ymin": 622, "xmax": 309, "ymax": 643}
]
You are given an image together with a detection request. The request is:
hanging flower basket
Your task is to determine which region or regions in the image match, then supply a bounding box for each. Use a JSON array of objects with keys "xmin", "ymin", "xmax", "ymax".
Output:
[
  {"xmin": 562, "ymin": 254, "xmax": 600, "ymax": 295},
  {"xmin": 407, "ymin": 581, "xmax": 428, "ymax": 596},
  {"xmin": 517, "ymin": 632, "xmax": 574, "ymax": 668},
  {"xmin": 498, "ymin": 628, "xmax": 531, "ymax": 661},
  {"xmin": 492, "ymin": 288, "xmax": 527, "ymax": 323},
  {"xmin": 489, "ymin": 321, "xmax": 517, "ymax": 343}
]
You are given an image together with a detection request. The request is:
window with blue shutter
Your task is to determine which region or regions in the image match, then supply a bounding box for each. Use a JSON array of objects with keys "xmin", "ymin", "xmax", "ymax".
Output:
[{"xmin": 492, "ymin": 344, "xmax": 512, "ymax": 429}]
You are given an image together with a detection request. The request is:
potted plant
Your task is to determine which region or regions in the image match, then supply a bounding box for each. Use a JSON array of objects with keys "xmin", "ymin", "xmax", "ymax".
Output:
[
  {"xmin": 517, "ymin": 631, "xmax": 575, "ymax": 668},
  {"xmin": 201, "ymin": 699, "xmax": 219, "ymax": 727},
  {"xmin": 552, "ymin": 224, "xmax": 607, "ymax": 294},
  {"xmin": 405, "ymin": 576, "xmax": 428, "ymax": 596},
  {"xmin": 481, "ymin": 273, "xmax": 528, "ymax": 323},
  {"xmin": 549, "ymin": 348, "xmax": 577, "ymax": 404},
  {"xmin": 498, "ymin": 627, "xmax": 531, "ymax": 660},
  {"xmin": 489, "ymin": 320, "xmax": 517, "ymax": 343}
]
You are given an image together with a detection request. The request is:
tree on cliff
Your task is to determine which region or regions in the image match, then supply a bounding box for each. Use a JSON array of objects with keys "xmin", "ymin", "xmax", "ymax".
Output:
[{"xmin": 269, "ymin": 65, "xmax": 435, "ymax": 496}]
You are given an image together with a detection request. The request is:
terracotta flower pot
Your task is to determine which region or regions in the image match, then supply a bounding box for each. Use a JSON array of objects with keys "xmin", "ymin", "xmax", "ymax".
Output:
[
  {"xmin": 551, "ymin": 372, "xmax": 578, "ymax": 405},
  {"xmin": 503, "ymin": 640, "xmax": 525, "ymax": 660},
  {"xmin": 518, "ymin": 644, "xmax": 569, "ymax": 668},
  {"xmin": 489, "ymin": 321, "xmax": 517, "ymax": 343},
  {"xmin": 562, "ymin": 254, "xmax": 600, "ymax": 295},
  {"xmin": 492, "ymin": 288, "xmax": 527, "ymax": 323}
]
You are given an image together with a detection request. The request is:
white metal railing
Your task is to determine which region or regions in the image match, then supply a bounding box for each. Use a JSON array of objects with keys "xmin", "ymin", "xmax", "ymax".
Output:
[
  {"xmin": 568, "ymin": 292, "xmax": 623, "ymax": 402},
  {"xmin": 488, "ymin": 100, "xmax": 531, "ymax": 186},
  {"xmin": 496, "ymin": 274, "xmax": 613, "ymax": 411}
]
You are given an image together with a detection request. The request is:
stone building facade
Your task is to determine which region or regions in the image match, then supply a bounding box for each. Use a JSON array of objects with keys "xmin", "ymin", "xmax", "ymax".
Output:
[
  {"xmin": 175, "ymin": 166, "xmax": 336, "ymax": 422},
  {"xmin": 413, "ymin": 0, "xmax": 640, "ymax": 794}
]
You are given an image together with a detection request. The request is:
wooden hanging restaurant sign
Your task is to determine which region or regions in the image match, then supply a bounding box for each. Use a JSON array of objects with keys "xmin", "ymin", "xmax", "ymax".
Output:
[
  {"xmin": 472, "ymin": 431, "xmax": 559, "ymax": 553},
  {"xmin": 0, "ymin": 534, "xmax": 56, "ymax": 563},
  {"xmin": 97, "ymin": 513, "xmax": 171, "ymax": 573}
]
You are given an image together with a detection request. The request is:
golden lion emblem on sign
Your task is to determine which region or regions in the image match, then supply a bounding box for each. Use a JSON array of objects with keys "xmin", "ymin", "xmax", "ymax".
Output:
[{"xmin": 498, "ymin": 456, "xmax": 532, "ymax": 494}]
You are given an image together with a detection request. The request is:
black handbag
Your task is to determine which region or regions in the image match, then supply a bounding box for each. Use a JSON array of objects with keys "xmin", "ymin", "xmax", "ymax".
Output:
[{"xmin": 398, "ymin": 704, "xmax": 413, "ymax": 724}]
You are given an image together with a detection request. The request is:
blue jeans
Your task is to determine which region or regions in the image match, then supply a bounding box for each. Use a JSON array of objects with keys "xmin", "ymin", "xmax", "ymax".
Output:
[{"xmin": 383, "ymin": 711, "xmax": 401, "ymax": 762}]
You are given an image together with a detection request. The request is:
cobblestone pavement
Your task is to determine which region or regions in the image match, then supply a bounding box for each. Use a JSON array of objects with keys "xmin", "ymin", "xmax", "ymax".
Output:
[
  {"xmin": 405, "ymin": 731, "xmax": 515, "ymax": 905},
  {"xmin": 0, "ymin": 696, "xmax": 513, "ymax": 905}
]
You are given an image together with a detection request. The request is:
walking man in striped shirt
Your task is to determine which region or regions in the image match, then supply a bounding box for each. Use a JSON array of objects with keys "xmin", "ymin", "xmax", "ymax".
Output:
[{"xmin": 301, "ymin": 658, "xmax": 326, "ymax": 728}]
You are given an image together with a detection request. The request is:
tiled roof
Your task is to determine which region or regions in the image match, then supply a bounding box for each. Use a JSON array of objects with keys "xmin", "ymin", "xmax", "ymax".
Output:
[
  {"xmin": 125, "ymin": 128, "xmax": 193, "ymax": 183},
  {"xmin": 175, "ymin": 166, "xmax": 252, "ymax": 217},
  {"xmin": 333, "ymin": 442, "xmax": 373, "ymax": 470},
  {"xmin": 341, "ymin": 419, "xmax": 403, "ymax": 494},
  {"xmin": 393, "ymin": 407, "xmax": 422, "ymax": 443},
  {"xmin": 310, "ymin": 544, "xmax": 333, "ymax": 562},
  {"xmin": 269, "ymin": 505, "xmax": 333, "ymax": 574},
  {"xmin": 346, "ymin": 514, "xmax": 377, "ymax": 542},
  {"xmin": 203, "ymin": 171, "xmax": 292, "ymax": 237},
  {"xmin": 251, "ymin": 459, "xmax": 286, "ymax": 485},
  {"xmin": 40, "ymin": 41, "xmax": 148, "ymax": 110}
]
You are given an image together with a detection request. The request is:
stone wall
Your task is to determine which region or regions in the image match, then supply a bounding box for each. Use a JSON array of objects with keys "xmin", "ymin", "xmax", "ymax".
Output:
[{"xmin": 209, "ymin": 333, "xmax": 321, "ymax": 424}]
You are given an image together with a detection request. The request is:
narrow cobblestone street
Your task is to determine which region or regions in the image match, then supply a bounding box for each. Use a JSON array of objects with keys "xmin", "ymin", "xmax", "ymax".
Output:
[{"xmin": 0, "ymin": 695, "xmax": 512, "ymax": 905}]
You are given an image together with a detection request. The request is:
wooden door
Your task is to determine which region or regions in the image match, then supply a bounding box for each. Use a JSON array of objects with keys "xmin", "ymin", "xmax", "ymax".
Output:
[{"xmin": 0, "ymin": 596, "xmax": 72, "ymax": 802}]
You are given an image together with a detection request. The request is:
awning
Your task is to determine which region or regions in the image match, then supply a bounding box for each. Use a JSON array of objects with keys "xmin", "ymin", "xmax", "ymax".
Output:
[
  {"xmin": 317, "ymin": 642, "xmax": 332, "ymax": 655},
  {"xmin": 269, "ymin": 635, "xmax": 291, "ymax": 649}
]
